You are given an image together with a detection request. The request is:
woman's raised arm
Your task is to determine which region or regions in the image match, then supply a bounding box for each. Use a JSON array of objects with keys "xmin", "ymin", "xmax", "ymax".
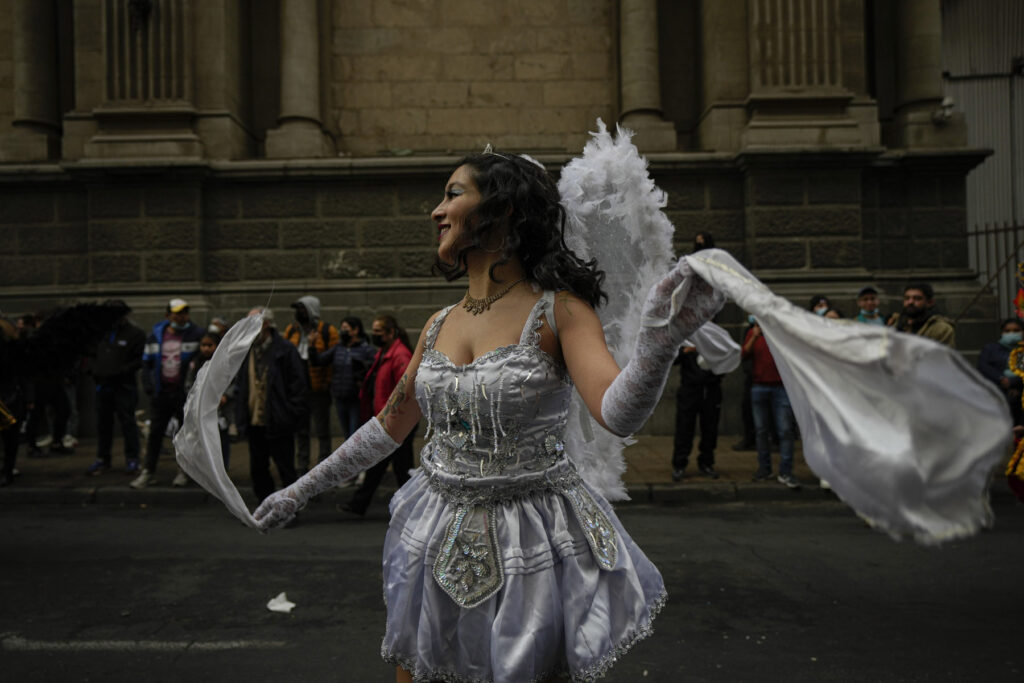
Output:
[{"xmin": 558, "ymin": 261, "xmax": 724, "ymax": 438}]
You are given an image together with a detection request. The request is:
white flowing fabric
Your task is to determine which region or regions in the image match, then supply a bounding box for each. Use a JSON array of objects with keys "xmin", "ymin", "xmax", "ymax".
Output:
[
  {"xmin": 687, "ymin": 321, "xmax": 741, "ymax": 375},
  {"xmin": 173, "ymin": 313, "xmax": 263, "ymax": 528},
  {"xmin": 686, "ymin": 248, "xmax": 1010, "ymax": 544}
]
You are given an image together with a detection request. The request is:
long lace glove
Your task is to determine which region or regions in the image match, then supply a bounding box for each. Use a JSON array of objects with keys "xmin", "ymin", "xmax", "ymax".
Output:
[
  {"xmin": 600, "ymin": 257, "xmax": 725, "ymax": 436},
  {"xmin": 253, "ymin": 417, "xmax": 399, "ymax": 531}
]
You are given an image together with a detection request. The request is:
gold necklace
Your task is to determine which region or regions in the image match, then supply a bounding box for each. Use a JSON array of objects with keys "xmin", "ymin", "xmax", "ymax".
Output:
[{"xmin": 462, "ymin": 277, "xmax": 525, "ymax": 315}]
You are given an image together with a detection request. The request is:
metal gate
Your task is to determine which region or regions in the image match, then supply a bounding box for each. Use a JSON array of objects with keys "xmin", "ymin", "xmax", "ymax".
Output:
[{"xmin": 942, "ymin": 0, "xmax": 1024, "ymax": 316}]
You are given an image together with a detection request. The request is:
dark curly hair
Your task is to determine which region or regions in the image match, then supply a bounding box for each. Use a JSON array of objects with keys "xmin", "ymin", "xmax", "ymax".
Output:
[{"xmin": 433, "ymin": 151, "xmax": 607, "ymax": 308}]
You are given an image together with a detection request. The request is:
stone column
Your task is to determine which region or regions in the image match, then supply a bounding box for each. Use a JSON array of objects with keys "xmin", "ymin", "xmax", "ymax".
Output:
[
  {"xmin": 1, "ymin": 0, "xmax": 60, "ymax": 161},
  {"xmin": 618, "ymin": 0, "xmax": 676, "ymax": 151},
  {"xmin": 741, "ymin": 0, "xmax": 872, "ymax": 148},
  {"xmin": 891, "ymin": 0, "xmax": 965, "ymax": 147},
  {"xmin": 265, "ymin": 0, "xmax": 334, "ymax": 158},
  {"xmin": 697, "ymin": 0, "xmax": 749, "ymax": 151}
]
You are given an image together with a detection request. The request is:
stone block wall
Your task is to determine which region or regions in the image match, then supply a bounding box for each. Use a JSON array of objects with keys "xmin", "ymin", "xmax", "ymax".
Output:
[
  {"xmin": 0, "ymin": 1, "xmax": 11, "ymax": 130},
  {"xmin": 0, "ymin": 158, "xmax": 997, "ymax": 437},
  {"xmin": 861, "ymin": 169, "xmax": 969, "ymax": 272},
  {"xmin": 745, "ymin": 168, "xmax": 865, "ymax": 271},
  {"xmin": 329, "ymin": 0, "xmax": 616, "ymax": 155}
]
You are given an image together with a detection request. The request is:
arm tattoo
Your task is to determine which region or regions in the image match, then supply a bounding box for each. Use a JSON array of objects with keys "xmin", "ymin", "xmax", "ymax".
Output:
[
  {"xmin": 377, "ymin": 373, "xmax": 411, "ymax": 424},
  {"xmin": 557, "ymin": 292, "xmax": 575, "ymax": 318}
]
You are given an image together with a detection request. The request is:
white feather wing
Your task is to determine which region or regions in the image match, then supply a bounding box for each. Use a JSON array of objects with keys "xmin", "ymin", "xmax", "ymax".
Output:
[{"xmin": 558, "ymin": 120, "xmax": 676, "ymax": 501}]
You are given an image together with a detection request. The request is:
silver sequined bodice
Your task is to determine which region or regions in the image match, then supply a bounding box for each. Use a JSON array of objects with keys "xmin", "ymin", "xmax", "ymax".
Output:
[{"xmin": 415, "ymin": 295, "xmax": 574, "ymax": 483}]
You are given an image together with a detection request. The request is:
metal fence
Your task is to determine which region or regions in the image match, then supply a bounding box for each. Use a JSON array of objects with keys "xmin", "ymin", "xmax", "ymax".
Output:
[{"xmin": 965, "ymin": 222, "xmax": 1024, "ymax": 319}]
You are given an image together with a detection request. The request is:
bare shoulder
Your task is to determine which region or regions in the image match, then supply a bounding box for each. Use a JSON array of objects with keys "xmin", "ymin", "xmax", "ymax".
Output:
[{"xmin": 551, "ymin": 290, "xmax": 600, "ymax": 331}]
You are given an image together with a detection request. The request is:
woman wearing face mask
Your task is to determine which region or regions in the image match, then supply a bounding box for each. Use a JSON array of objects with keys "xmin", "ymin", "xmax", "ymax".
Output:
[
  {"xmin": 977, "ymin": 318, "xmax": 1024, "ymax": 425},
  {"xmin": 809, "ymin": 294, "xmax": 831, "ymax": 316},
  {"xmin": 310, "ymin": 316, "xmax": 377, "ymax": 441},
  {"xmin": 335, "ymin": 314, "xmax": 417, "ymax": 517},
  {"xmin": 253, "ymin": 147, "xmax": 723, "ymax": 683}
]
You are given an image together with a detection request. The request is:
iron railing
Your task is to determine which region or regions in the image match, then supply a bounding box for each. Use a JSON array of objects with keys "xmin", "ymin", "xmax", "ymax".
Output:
[{"xmin": 960, "ymin": 222, "xmax": 1024, "ymax": 322}]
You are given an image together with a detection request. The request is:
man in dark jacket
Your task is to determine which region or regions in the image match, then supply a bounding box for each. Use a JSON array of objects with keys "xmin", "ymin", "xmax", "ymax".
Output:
[
  {"xmin": 236, "ymin": 308, "xmax": 310, "ymax": 504},
  {"xmin": 131, "ymin": 298, "xmax": 204, "ymax": 489},
  {"xmin": 86, "ymin": 301, "xmax": 146, "ymax": 475},
  {"xmin": 887, "ymin": 282, "xmax": 956, "ymax": 347},
  {"xmin": 671, "ymin": 343, "xmax": 724, "ymax": 481}
]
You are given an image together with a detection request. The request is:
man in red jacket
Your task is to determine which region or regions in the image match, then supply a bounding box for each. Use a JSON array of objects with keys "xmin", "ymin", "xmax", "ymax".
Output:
[
  {"xmin": 340, "ymin": 314, "xmax": 416, "ymax": 516},
  {"xmin": 741, "ymin": 320, "xmax": 800, "ymax": 489}
]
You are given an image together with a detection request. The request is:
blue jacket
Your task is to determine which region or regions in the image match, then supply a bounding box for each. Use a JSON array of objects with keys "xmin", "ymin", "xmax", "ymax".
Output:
[
  {"xmin": 142, "ymin": 320, "xmax": 204, "ymax": 395},
  {"xmin": 978, "ymin": 341, "xmax": 1022, "ymax": 390},
  {"xmin": 312, "ymin": 338, "xmax": 376, "ymax": 400}
]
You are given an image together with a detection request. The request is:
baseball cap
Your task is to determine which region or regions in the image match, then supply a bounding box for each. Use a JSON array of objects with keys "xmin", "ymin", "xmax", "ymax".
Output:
[
  {"xmin": 857, "ymin": 286, "xmax": 878, "ymax": 297},
  {"xmin": 168, "ymin": 298, "xmax": 189, "ymax": 313}
]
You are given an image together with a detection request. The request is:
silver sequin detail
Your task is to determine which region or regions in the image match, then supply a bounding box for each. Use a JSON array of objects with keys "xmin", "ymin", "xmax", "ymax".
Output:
[
  {"xmin": 432, "ymin": 504, "xmax": 504, "ymax": 608},
  {"xmin": 560, "ymin": 484, "xmax": 618, "ymax": 571}
]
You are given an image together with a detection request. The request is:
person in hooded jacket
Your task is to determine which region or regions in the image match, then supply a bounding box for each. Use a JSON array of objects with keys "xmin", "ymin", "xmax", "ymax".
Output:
[{"xmin": 283, "ymin": 295, "xmax": 339, "ymax": 474}]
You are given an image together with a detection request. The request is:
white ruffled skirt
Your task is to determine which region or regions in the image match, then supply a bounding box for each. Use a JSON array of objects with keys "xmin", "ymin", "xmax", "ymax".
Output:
[{"xmin": 380, "ymin": 468, "xmax": 665, "ymax": 683}]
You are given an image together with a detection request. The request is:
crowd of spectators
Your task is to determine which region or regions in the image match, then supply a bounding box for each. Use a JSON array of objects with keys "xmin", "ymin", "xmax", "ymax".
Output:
[
  {"xmin": 1, "ymin": 261, "xmax": 1016, "ymax": 498},
  {"xmin": 672, "ymin": 234, "xmax": 974, "ymax": 491},
  {"xmin": 0, "ymin": 295, "xmax": 414, "ymax": 516}
]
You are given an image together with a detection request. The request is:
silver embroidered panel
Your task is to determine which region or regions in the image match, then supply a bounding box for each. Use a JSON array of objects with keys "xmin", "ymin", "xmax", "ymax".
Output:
[
  {"xmin": 432, "ymin": 504, "xmax": 504, "ymax": 608},
  {"xmin": 560, "ymin": 484, "xmax": 619, "ymax": 571}
]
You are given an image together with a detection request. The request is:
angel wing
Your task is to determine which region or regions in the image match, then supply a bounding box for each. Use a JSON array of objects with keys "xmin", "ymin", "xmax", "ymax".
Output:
[
  {"xmin": 173, "ymin": 313, "xmax": 263, "ymax": 527},
  {"xmin": 558, "ymin": 120, "xmax": 734, "ymax": 500}
]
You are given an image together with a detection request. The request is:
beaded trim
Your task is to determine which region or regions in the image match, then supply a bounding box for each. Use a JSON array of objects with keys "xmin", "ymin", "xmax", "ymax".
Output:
[
  {"xmin": 379, "ymin": 591, "xmax": 667, "ymax": 683},
  {"xmin": 381, "ymin": 645, "xmax": 569, "ymax": 683},
  {"xmin": 572, "ymin": 591, "xmax": 668, "ymax": 683},
  {"xmin": 422, "ymin": 455, "xmax": 583, "ymax": 506}
]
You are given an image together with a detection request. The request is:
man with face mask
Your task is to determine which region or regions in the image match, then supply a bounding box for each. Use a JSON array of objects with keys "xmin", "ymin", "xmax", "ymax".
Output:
[
  {"xmin": 887, "ymin": 282, "xmax": 956, "ymax": 348},
  {"xmin": 132, "ymin": 298, "xmax": 204, "ymax": 488},
  {"xmin": 854, "ymin": 286, "xmax": 885, "ymax": 326},
  {"xmin": 977, "ymin": 318, "xmax": 1024, "ymax": 425},
  {"xmin": 283, "ymin": 296, "xmax": 339, "ymax": 475}
]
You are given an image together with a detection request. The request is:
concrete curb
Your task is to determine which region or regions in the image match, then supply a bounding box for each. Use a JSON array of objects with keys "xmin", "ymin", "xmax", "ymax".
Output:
[
  {"xmin": 1, "ymin": 482, "xmax": 838, "ymax": 507},
  {"xmin": 5, "ymin": 482, "xmax": 1015, "ymax": 508}
]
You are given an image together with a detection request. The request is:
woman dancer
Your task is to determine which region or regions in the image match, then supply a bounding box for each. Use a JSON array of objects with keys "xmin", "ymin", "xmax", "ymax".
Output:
[{"xmin": 253, "ymin": 149, "xmax": 723, "ymax": 682}]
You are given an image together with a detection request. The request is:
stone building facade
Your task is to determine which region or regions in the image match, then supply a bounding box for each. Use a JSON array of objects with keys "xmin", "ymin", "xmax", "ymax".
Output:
[{"xmin": 0, "ymin": 0, "xmax": 996, "ymax": 434}]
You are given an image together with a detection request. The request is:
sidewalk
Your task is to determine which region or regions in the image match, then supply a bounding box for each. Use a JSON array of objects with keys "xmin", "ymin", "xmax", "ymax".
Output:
[{"xmin": 2, "ymin": 435, "xmax": 1014, "ymax": 507}]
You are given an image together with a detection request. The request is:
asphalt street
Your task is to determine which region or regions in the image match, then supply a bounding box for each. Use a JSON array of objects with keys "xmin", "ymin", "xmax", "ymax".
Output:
[{"xmin": 2, "ymin": 498, "xmax": 1022, "ymax": 683}]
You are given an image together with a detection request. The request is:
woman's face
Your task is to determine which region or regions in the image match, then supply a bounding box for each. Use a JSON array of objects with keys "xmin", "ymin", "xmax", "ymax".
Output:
[
  {"xmin": 1003, "ymin": 321, "xmax": 1022, "ymax": 335},
  {"xmin": 431, "ymin": 164, "xmax": 482, "ymax": 263},
  {"xmin": 372, "ymin": 319, "xmax": 394, "ymax": 346}
]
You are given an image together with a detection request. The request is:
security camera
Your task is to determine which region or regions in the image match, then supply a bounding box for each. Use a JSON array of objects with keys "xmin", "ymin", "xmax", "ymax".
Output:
[{"xmin": 932, "ymin": 96, "xmax": 955, "ymax": 124}]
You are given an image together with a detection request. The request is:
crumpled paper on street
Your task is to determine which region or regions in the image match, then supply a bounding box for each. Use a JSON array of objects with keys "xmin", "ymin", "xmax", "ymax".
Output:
[{"xmin": 266, "ymin": 592, "xmax": 296, "ymax": 614}]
